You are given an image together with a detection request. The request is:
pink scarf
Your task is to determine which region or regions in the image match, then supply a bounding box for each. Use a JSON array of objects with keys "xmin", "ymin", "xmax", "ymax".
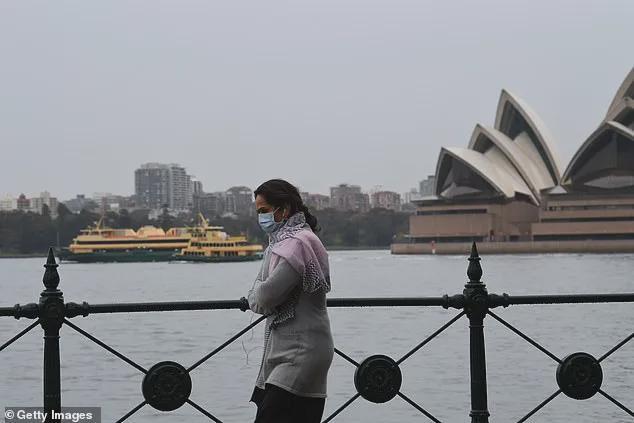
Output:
[{"xmin": 266, "ymin": 212, "xmax": 330, "ymax": 328}]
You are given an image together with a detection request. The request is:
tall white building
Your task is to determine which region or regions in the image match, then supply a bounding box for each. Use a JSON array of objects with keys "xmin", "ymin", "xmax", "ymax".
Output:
[
  {"xmin": 168, "ymin": 165, "xmax": 190, "ymax": 211},
  {"xmin": 135, "ymin": 163, "xmax": 193, "ymax": 211}
]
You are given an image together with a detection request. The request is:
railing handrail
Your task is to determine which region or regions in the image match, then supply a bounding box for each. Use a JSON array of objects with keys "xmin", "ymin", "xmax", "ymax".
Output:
[{"xmin": 3, "ymin": 293, "xmax": 634, "ymax": 318}]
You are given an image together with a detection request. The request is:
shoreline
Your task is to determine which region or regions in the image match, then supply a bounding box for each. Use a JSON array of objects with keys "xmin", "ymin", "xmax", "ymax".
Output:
[
  {"xmin": 0, "ymin": 253, "xmax": 48, "ymax": 259},
  {"xmin": 391, "ymin": 240, "xmax": 634, "ymax": 255}
]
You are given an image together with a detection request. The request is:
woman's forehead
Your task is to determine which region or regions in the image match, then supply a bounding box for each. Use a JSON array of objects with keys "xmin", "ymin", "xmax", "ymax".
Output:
[{"xmin": 254, "ymin": 195, "xmax": 271, "ymax": 208}]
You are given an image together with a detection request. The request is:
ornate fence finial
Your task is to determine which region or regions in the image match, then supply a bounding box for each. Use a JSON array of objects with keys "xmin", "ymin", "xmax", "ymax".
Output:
[
  {"xmin": 43, "ymin": 247, "xmax": 60, "ymax": 291},
  {"xmin": 467, "ymin": 242, "xmax": 483, "ymax": 284}
]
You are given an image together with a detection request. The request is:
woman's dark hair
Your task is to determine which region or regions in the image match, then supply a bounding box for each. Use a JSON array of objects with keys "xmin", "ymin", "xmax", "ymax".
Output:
[{"xmin": 254, "ymin": 179, "xmax": 320, "ymax": 233}]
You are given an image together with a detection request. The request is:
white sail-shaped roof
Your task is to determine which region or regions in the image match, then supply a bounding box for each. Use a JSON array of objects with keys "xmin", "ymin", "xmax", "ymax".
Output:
[
  {"xmin": 494, "ymin": 90, "xmax": 562, "ymax": 187},
  {"xmin": 561, "ymin": 121, "xmax": 634, "ymax": 192},
  {"xmin": 606, "ymin": 67, "xmax": 634, "ymax": 118},
  {"xmin": 434, "ymin": 147, "xmax": 535, "ymax": 203},
  {"xmin": 468, "ymin": 124, "xmax": 547, "ymax": 204}
]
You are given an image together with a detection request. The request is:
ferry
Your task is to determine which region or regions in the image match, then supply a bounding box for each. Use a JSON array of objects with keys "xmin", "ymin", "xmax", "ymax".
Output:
[
  {"xmin": 57, "ymin": 217, "xmax": 192, "ymax": 263},
  {"xmin": 174, "ymin": 215, "xmax": 263, "ymax": 263}
]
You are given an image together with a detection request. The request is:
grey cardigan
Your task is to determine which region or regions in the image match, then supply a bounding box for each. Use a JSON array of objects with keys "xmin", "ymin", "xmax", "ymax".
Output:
[{"xmin": 247, "ymin": 248, "xmax": 334, "ymax": 398}]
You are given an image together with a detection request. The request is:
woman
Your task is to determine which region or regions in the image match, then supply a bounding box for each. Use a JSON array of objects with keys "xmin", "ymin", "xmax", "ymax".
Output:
[{"xmin": 246, "ymin": 179, "xmax": 334, "ymax": 423}]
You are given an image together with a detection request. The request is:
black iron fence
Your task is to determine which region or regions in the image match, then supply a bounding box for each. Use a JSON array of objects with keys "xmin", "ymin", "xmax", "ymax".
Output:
[{"xmin": 1, "ymin": 243, "xmax": 632, "ymax": 422}]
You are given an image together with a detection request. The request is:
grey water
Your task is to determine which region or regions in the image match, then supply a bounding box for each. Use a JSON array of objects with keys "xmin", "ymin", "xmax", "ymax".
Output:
[{"xmin": 1, "ymin": 251, "xmax": 632, "ymax": 423}]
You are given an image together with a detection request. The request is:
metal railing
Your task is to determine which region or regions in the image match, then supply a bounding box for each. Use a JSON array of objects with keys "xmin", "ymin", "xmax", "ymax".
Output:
[{"xmin": 1, "ymin": 243, "xmax": 632, "ymax": 422}]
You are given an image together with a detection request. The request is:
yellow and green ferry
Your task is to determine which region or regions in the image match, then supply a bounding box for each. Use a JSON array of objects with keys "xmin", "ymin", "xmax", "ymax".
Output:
[
  {"xmin": 57, "ymin": 214, "xmax": 262, "ymax": 263},
  {"xmin": 174, "ymin": 215, "xmax": 263, "ymax": 262}
]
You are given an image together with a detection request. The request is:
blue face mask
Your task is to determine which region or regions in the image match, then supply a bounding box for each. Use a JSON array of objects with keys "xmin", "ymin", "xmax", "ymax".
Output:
[{"xmin": 258, "ymin": 207, "xmax": 285, "ymax": 233}]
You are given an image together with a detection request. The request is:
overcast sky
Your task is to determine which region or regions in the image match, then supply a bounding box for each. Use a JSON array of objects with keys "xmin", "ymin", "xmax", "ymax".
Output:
[{"xmin": 0, "ymin": 0, "xmax": 632, "ymax": 200}]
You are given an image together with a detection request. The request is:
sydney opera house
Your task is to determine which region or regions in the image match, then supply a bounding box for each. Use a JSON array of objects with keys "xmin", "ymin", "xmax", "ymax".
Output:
[{"xmin": 392, "ymin": 67, "xmax": 634, "ymax": 254}]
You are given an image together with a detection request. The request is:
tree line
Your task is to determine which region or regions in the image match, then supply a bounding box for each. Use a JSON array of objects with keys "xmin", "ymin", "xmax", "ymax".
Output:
[{"xmin": 0, "ymin": 204, "xmax": 410, "ymax": 254}]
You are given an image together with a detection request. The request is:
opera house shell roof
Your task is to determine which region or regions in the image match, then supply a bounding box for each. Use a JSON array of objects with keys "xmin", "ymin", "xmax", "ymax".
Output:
[
  {"xmin": 433, "ymin": 67, "xmax": 634, "ymax": 204},
  {"xmin": 561, "ymin": 67, "xmax": 634, "ymax": 193}
]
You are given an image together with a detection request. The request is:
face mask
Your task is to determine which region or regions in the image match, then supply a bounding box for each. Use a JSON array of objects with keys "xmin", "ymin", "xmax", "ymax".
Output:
[{"xmin": 258, "ymin": 207, "xmax": 285, "ymax": 233}]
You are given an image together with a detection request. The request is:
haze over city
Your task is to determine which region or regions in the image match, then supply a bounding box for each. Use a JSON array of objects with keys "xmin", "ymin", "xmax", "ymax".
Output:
[{"xmin": 1, "ymin": 0, "xmax": 632, "ymax": 199}]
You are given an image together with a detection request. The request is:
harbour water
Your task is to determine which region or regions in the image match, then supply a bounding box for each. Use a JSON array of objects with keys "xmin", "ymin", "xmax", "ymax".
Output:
[{"xmin": 1, "ymin": 251, "xmax": 632, "ymax": 422}]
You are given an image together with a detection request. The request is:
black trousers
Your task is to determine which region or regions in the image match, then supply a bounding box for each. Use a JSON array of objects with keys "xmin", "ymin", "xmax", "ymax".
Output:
[{"xmin": 251, "ymin": 384, "xmax": 325, "ymax": 423}]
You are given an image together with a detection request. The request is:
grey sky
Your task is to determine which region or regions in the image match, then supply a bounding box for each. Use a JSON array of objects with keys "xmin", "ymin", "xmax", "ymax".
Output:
[{"xmin": 1, "ymin": 0, "xmax": 632, "ymax": 200}]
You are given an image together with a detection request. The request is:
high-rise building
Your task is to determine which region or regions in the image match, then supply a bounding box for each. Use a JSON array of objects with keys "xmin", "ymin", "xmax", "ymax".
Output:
[
  {"xmin": 371, "ymin": 191, "xmax": 402, "ymax": 211},
  {"xmin": 186, "ymin": 177, "xmax": 203, "ymax": 210},
  {"xmin": 193, "ymin": 192, "xmax": 224, "ymax": 218},
  {"xmin": 419, "ymin": 175, "xmax": 436, "ymax": 197},
  {"xmin": 330, "ymin": 184, "xmax": 370, "ymax": 212},
  {"xmin": 135, "ymin": 163, "xmax": 171, "ymax": 209},
  {"xmin": 300, "ymin": 192, "xmax": 330, "ymax": 210},
  {"xmin": 134, "ymin": 163, "xmax": 193, "ymax": 211},
  {"xmin": 225, "ymin": 186, "xmax": 254, "ymax": 216},
  {"xmin": 29, "ymin": 191, "xmax": 59, "ymax": 218},
  {"xmin": 168, "ymin": 165, "xmax": 190, "ymax": 211},
  {"xmin": 189, "ymin": 178, "xmax": 203, "ymax": 207}
]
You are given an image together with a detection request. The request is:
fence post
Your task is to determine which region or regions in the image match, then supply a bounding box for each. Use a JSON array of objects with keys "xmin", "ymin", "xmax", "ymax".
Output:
[
  {"xmin": 464, "ymin": 243, "xmax": 490, "ymax": 422},
  {"xmin": 39, "ymin": 248, "xmax": 64, "ymax": 422}
]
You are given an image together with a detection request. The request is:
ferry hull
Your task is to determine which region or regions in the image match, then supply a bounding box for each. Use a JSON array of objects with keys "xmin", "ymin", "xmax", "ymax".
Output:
[
  {"xmin": 57, "ymin": 249, "xmax": 263, "ymax": 263},
  {"xmin": 173, "ymin": 254, "xmax": 263, "ymax": 263},
  {"xmin": 57, "ymin": 249, "xmax": 180, "ymax": 263}
]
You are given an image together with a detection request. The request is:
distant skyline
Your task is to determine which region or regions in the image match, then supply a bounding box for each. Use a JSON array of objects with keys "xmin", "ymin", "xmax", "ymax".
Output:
[
  {"xmin": 1, "ymin": 176, "xmax": 416, "ymax": 201},
  {"xmin": 1, "ymin": 1, "xmax": 632, "ymax": 199}
]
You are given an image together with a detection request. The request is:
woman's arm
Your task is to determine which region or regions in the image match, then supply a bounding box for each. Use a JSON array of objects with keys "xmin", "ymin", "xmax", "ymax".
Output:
[{"xmin": 247, "ymin": 257, "xmax": 300, "ymax": 315}]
